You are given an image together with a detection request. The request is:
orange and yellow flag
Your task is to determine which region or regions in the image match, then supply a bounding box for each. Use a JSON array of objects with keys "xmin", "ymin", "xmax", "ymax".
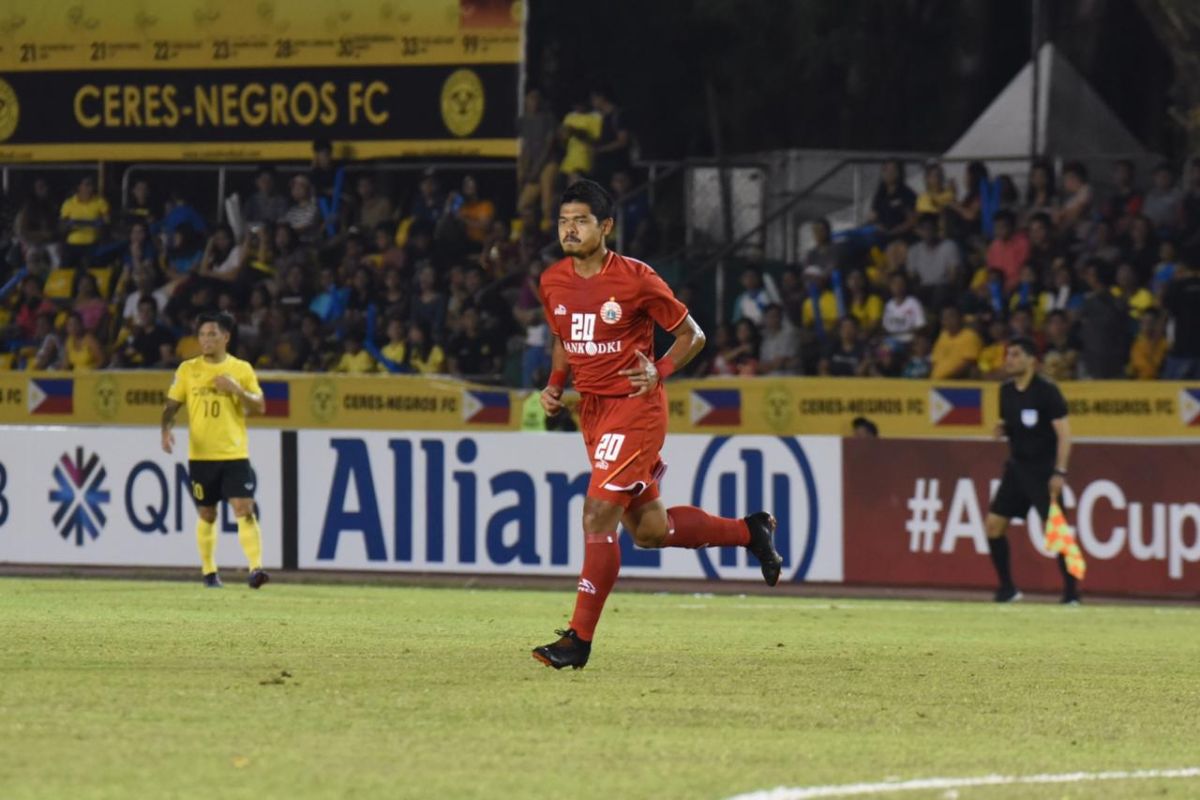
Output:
[{"xmin": 1044, "ymin": 502, "xmax": 1086, "ymax": 580}]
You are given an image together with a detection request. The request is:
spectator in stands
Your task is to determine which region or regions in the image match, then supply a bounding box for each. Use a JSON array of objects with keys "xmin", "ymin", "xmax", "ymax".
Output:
[
  {"xmin": 122, "ymin": 178, "xmax": 155, "ymax": 232},
  {"xmin": 410, "ymin": 170, "xmax": 444, "ymax": 227},
  {"xmin": 800, "ymin": 266, "xmax": 839, "ymax": 338},
  {"xmin": 930, "ymin": 305, "xmax": 982, "ymax": 379},
  {"xmin": 353, "ymin": 174, "xmax": 394, "ymax": 232},
  {"xmin": 296, "ymin": 311, "xmax": 335, "ymax": 371},
  {"xmin": 869, "ymin": 158, "xmax": 916, "ymax": 241},
  {"xmin": 272, "ymin": 224, "xmax": 312, "ymax": 277},
  {"xmin": 610, "ymin": 170, "xmax": 652, "ymax": 256},
  {"xmin": 114, "ymin": 297, "xmax": 176, "ymax": 368},
  {"xmin": 309, "ymin": 138, "xmax": 340, "ymax": 205},
  {"xmin": 977, "ymin": 316, "xmax": 1010, "ymax": 380},
  {"xmin": 120, "ymin": 264, "xmax": 168, "ymax": 324},
  {"xmin": 949, "ymin": 161, "xmax": 989, "ymax": 239},
  {"xmin": 1105, "ymin": 159, "xmax": 1142, "ymax": 228},
  {"xmin": 63, "ymin": 311, "xmax": 104, "ymax": 370},
  {"xmin": 164, "ymin": 224, "xmax": 205, "ymax": 288},
  {"xmin": 14, "ymin": 177, "xmax": 60, "ymax": 270},
  {"xmin": 332, "ymin": 329, "xmax": 376, "ymax": 374},
  {"xmin": 1180, "ymin": 157, "xmax": 1200, "ymax": 247},
  {"xmin": 559, "ymin": 99, "xmax": 603, "ymax": 184},
  {"xmin": 590, "ymin": 85, "xmax": 631, "ymax": 186},
  {"xmin": 1151, "ymin": 239, "xmax": 1178, "ymax": 300},
  {"xmin": 901, "ymin": 331, "xmax": 933, "ymax": 378},
  {"xmin": 1024, "ymin": 158, "xmax": 1058, "ymax": 222},
  {"xmin": 844, "ymin": 268, "xmax": 882, "ymax": 336},
  {"xmin": 1058, "ymin": 161, "xmax": 1094, "ymax": 243},
  {"xmin": 731, "ymin": 318, "xmax": 761, "ymax": 375},
  {"xmin": 59, "ymin": 176, "xmax": 109, "ymax": 268},
  {"xmin": 368, "ymin": 222, "xmax": 406, "ymax": 273},
  {"xmin": 778, "ymin": 266, "xmax": 806, "ymax": 328},
  {"xmin": 513, "ymin": 260, "xmax": 549, "ymax": 387},
  {"xmin": 31, "ymin": 312, "xmax": 63, "ymax": 370},
  {"xmin": 916, "ymin": 161, "xmax": 956, "ymax": 216},
  {"xmin": 411, "ymin": 265, "xmax": 447, "ymax": 340},
  {"xmin": 757, "ymin": 303, "xmax": 800, "ymax": 375},
  {"xmin": 1123, "ymin": 214, "xmax": 1158, "ymax": 284},
  {"xmin": 402, "ymin": 320, "xmax": 446, "ymax": 374},
  {"xmin": 1009, "ymin": 306, "xmax": 1039, "ymax": 353},
  {"xmin": 309, "ymin": 266, "xmax": 349, "ymax": 324},
  {"xmin": 1143, "ymin": 162, "xmax": 1182, "ymax": 235},
  {"xmin": 197, "ymin": 224, "xmax": 243, "ymax": 286},
  {"xmin": 121, "ymin": 220, "xmax": 157, "ymax": 279},
  {"xmin": 1078, "ymin": 219, "xmax": 1122, "ymax": 276},
  {"xmin": 1129, "ymin": 308, "xmax": 1167, "ymax": 380},
  {"xmin": 1041, "ymin": 309, "xmax": 1079, "ymax": 382},
  {"xmin": 1025, "ymin": 212, "xmax": 1060, "ymax": 276},
  {"xmin": 1040, "ymin": 260, "xmax": 1083, "ymax": 320},
  {"xmin": 985, "ymin": 210, "xmax": 1028, "ymax": 291},
  {"xmin": 1113, "ymin": 262, "xmax": 1154, "ymax": 319},
  {"xmin": 804, "ymin": 218, "xmax": 839, "ymax": 276},
  {"xmin": 10, "ymin": 275, "xmax": 54, "ymax": 341},
  {"xmin": 448, "ymin": 305, "xmax": 500, "ymax": 378},
  {"xmin": 731, "ymin": 266, "xmax": 781, "ymax": 325},
  {"xmin": 995, "ymin": 175, "xmax": 1020, "ymax": 216},
  {"xmin": 518, "ymin": 88, "xmax": 561, "ymax": 231},
  {"xmin": 820, "ymin": 316, "xmax": 869, "ymax": 377},
  {"xmin": 1162, "ymin": 254, "xmax": 1200, "ymax": 379},
  {"xmin": 244, "ymin": 167, "xmax": 288, "ymax": 226},
  {"xmin": 907, "ymin": 213, "xmax": 959, "ymax": 307},
  {"xmin": 1078, "ymin": 259, "xmax": 1130, "ymax": 379},
  {"xmin": 881, "ymin": 272, "xmax": 926, "ymax": 347},
  {"xmin": 284, "ymin": 174, "xmax": 321, "ymax": 243},
  {"xmin": 72, "ymin": 272, "xmax": 107, "ymax": 334},
  {"xmin": 277, "ymin": 264, "xmax": 311, "ymax": 317},
  {"xmin": 455, "ymin": 175, "xmax": 496, "ymax": 251},
  {"xmin": 1008, "ymin": 264, "xmax": 1041, "ymax": 319}
]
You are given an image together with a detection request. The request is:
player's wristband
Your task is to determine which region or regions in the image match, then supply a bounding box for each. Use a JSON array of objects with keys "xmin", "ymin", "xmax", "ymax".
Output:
[
  {"xmin": 1053, "ymin": 468, "xmax": 1068, "ymax": 477},
  {"xmin": 654, "ymin": 356, "xmax": 676, "ymax": 380},
  {"xmin": 547, "ymin": 369, "xmax": 567, "ymax": 391}
]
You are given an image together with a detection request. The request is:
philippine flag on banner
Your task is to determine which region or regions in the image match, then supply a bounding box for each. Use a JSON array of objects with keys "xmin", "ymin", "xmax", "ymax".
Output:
[
  {"xmin": 929, "ymin": 387, "xmax": 982, "ymax": 426},
  {"xmin": 1179, "ymin": 388, "xmax": 1200, "ymax": 427},
  {"xmin": 260, "ymin": 381, "xmax": 290, "ymax": 417},
  {"xmin": 690, "ymin": 389, "xmax": 741, "ymax": 426},
  {"xmin": 28, "ymin": 378, "xmax": 74, "ymax": 415},
  {"xmin": 462, "ymin": 390, "xmax": 510, "ymax": 424}
]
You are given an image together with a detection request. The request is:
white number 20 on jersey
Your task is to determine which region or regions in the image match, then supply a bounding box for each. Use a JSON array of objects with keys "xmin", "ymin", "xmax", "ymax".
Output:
[
  {"xmin": 571, "ymin": 313, "xmax": 596, "ymax": 342},
  {"xmin": 593, "ymin": 433, "xmax": 625, "ymax": 462}
]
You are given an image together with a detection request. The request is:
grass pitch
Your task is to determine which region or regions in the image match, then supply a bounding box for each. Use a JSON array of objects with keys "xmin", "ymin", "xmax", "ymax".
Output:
[{"xmin": 1, "ymin": 578, "xmax": 1198, "ymax": 800}]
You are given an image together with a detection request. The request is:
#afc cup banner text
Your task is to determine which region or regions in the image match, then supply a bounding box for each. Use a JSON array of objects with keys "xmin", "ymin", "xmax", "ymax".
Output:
[
  {"xmin": 297, "ymin": 431, "xmax": 844, "ymax": 582},
  {"xmin": 842, "ymin": 438, "xmax": 1200, "ymax": 597},
  {"xmin": 0, "ymin": 427, "xmax": 282, "ymax": 568}
]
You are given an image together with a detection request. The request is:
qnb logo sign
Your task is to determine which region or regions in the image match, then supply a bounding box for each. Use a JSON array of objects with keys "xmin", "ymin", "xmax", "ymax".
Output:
[
  {"xmin": 49, "ymin": 447, "xmax": 111, "ymax": 546},
  {"xmin": 692, "ymin": 437, "xmax": 819, "ymax": 582}
]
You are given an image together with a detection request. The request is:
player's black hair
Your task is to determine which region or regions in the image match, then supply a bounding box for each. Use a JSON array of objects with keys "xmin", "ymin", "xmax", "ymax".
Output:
[
  {"xmin": 560, "ymin": 179, "xmax": 614, "ymax": 221},
  {"xmin": 851, "ymin": 416, "xmax": 879, "ymax": 437},
  {"xmin": 197, "ymin": 311, "xmax": 235, "ymax": 334},
  {"xmin": 1009, "ymin": 336, "xmax": 1038, "ymax": 357}
]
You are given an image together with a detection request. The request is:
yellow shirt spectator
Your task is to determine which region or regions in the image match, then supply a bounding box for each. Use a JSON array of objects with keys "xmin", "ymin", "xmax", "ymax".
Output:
[
  {"xmin": 381, "ymin": 342, "xmax": 446, "ymax": 374},
  {"xmin": 801, "ymin": 290, "xmax": 840, "ymax": 330},
  {"xmin": 916, "ymin": 188, "xmax": 955, "ymax": 215},
  {"xmin": 333, "ymin": 349, "xmax": 377, "ymax": 374},
  {"xmin": 60, "ymin": 193, "xmax": 110, "ymax": 246},
  {"xmin": 1129, "ymin": 334, "xmax": 1168, "ymax": 379},
  {"xmin": 847, "ymin": 295, "xmax": 883, "ymax": 333},
  {"xmin": 931, "ymin": 327, "xmax": 983, "ymax": 379},
  {"xmin": 560, "ymin": 110, "xmax": 602, "ymax": 176},
  {"xmin": 65, "ymin": 333, "xmax": 103, "ymax": 371},
  {"xmin": 1111, "ymin": 285, "xmax": 1155, "ymax": 319},
  {"xmin": 977, "ymin": 342, "xmax": 1007, "ymax": 378}
]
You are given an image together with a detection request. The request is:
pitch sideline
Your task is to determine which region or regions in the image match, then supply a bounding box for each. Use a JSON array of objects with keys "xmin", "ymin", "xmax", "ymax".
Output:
[{"xmin": 725, "ymin": 767, "xmax": 1200, "ymax": 799}]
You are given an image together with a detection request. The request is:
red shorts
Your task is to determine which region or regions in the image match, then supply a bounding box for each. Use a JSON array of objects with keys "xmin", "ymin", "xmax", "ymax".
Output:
[{"xmin": 580, "ymin": 388, "xmax": 668, "ymax": 508}]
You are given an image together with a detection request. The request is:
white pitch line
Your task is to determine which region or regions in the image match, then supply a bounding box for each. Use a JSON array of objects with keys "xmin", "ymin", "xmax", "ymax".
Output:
[{"xmin": 724, "ymin": 767, "xmax": 1200, "ymax": 800}]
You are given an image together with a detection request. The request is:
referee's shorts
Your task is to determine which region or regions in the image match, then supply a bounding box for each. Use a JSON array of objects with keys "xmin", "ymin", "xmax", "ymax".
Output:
[
  {"xmin": 188, "ymin": 459, "xmax": 256, "ymax": 507},
  {"xmin": 989, "ymin": 460, "xmax": 1053, "ymax": 521}
]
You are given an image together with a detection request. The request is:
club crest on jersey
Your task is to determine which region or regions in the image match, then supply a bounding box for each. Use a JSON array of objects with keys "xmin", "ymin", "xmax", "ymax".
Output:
[
  {"xmin": 600, "ymin": 297, "xmax": 622, "ymax": 324},
  {"xmin": 554, "ymin": 304, "xmax": 567, "ymax": 316}
]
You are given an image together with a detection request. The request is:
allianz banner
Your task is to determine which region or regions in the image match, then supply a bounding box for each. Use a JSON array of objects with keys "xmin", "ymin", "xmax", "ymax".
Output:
[
  {"xmin": 842, "ymin": 438, "xmax": 1200, "ymax": 598},
  {"xmin": 0, "ymin": 0, "xmax": 521, "ymax": 161},
  {"xmin": 0, "ymin": 427, "xmax": 282, "ymax": 568},
  {"xmin": 296, "ymin": 431, "xmax": 845, "ymax": 582}
]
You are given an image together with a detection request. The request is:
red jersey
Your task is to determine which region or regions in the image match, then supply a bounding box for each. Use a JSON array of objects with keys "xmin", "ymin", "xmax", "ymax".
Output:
[{"xmin": 540, "ymin": 251, "xmax": 688, "ymax": 396}]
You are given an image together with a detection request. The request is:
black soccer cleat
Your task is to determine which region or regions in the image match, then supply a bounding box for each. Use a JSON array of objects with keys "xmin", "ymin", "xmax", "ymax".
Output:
[
  {"xmin": 994, "ymin": 585, "xmax": 1023, "ymax": 603},
  {"xmin": 202, "ymin": 572, "xmax": 223, "ymax": 589},
  {"xmin": 1061, "ymin": 591, "xmax": 1081, "ymax": 606},
  {"xmin": 248, "ymin": 569, "xmax": 270, "ymax": 590},
  {"xmin": 532, "ymin": 629, "xmax": 591, "ymax": 670},
  {"xmin": 744, "ymin": 512, "xmax": 783, "ymax": 586}
]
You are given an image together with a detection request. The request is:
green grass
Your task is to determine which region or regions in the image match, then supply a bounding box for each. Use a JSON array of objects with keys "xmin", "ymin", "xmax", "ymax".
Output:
[{"xmin": 1, "ymin": 579, "xmax": 1199, "ymax": 800}]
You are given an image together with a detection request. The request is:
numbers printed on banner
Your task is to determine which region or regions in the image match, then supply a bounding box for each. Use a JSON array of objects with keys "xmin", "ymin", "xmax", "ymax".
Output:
[
  {"xmin": 570, "ymin": 313, "xmax": 596, "ymax": 342},
  {"xmin": 593, "ymin": 433, "xmax": 625, "ymax": 463},
  {"xmin": 0, "ymin": 462, "xmax": 8, "ymax": 526},
  {"xmin": 212, "ymin": 39, "xmax": 230, "ymax": 60},
  {"xmin": 153, "ymin": 41, "xmax": 170, "ymax": 61},
  {"xmin": 275, "ymin": 38, "xmax": 293, "ymax": 59},
  {"xmin": 19, "ymin": 43, "xmax": 36, "ymax": 63}
]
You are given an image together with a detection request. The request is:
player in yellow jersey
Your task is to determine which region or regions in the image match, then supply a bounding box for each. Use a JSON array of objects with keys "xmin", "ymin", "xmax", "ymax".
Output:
[{"xmin": 160, "ymin": 312, "xmax": 269, "ymax": 589}]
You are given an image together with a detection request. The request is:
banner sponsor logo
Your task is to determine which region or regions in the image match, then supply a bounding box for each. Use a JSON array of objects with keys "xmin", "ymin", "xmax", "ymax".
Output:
[{"xmin": 50, "ymin": 447, "xmax": 111, "ymax": 546}]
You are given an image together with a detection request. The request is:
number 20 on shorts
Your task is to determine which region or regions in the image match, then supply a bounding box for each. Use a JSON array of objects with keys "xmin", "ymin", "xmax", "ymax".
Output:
[{"xmin": 594, "ymin": 433, "xmax": 625, "ymax": 462}]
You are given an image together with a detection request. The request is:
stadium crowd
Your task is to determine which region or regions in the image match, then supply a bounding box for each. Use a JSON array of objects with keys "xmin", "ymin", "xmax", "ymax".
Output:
[{"xmin": 2, "ymin": 111, "xmax": 1200, "ymax": 384}]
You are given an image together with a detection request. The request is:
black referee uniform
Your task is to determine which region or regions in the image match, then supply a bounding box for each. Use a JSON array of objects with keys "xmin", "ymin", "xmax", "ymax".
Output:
[{"xmin": 987, "ymin": 373, "xmax": 1079, "ymax": 601}]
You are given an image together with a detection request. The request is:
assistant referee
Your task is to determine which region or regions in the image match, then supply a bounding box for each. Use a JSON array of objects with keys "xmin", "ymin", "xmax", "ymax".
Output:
[
  {"xmin": 985, "ymin": 337, "xmax": 1078, "ymax": 604},
  {"xmin": 161, "ymin": 312, "xmax": 269, "ymax": 589}
]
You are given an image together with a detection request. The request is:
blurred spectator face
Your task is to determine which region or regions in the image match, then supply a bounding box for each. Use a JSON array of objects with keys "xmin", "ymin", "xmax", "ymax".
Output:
[
  {"xmin": 1019, "ymin": 264, "xmax": 1037, "ymax": 285},
  {"xmin": 610, "ymin": 171, "xmax": 631, "ymax": 197},
  {"xmin": 22, "ymin": 276, "xmax": 41, "ymax": 300},
  {"xmin": 465, "ymin": 269, "xmax": 483, "ymax": 294},
  {"xmin": 735, "ymin": 319, "xmax": 756, "ymax": 345},
  {"xmin": 1131, "ymin": 216, "xmax": 1151, "ymax": 242},
  {"xmin": 1159, "ymin": 241, "xmax": 1177, "ymax": 262},
  {"xmin": 420, "ymin": 175, "xmax": 437, "ymax": 199},
  {"xmin": 212, "ymin": 227, "xmax": 233, "ymax": 252},
  {"xmin": 839, "ymin": 317, "xmax": 859, "ymax": 343},
  {"xmin": 76, "ymin": 274, "xmax": 98, "ymax": 300},
  {"xmin": 129, "ymin": 222, "xmax": 149, "ymax": 248},
  {"xmin": 1063, "ymin": 170, "xmax": 1082, "ymax": 194},
  {"xmin": 249, "ymin": 287, "xmax": 269, "ymax": 310},
  {"xmin": 1116, "ymin": 263, "xmax": 1136, "ymax": 290},
  {"xmin": 940, "ymin": 306, "xmax": 962, "ymax": 334},
  {"xmin": 77, "ymin": 177, "xmax": 95, "ymax": 200},
  {"xmin": 763, "ymin": 305, "xmax": 782, "ymax": 332},
  {"xmin": 134, "ymin": 266, "xmax": 156, "ymax": 291},
  {"xmin": 137, "ymin": 298, "xmax": 157, "ymax": 327},
  {"xmin": 811, "ymin": 220, "xmax": 831, "ymax": 245},
  {"xmin": 1045, "ymin": 312, "xmax": 1067, "ymax": 341},
  {"xmin": 525, "ymin": 88, "xmax": 542, "ymax": 112},
  {"xmin": 1053, "ymin": 263, "xmax": 1073, "ymax": 289},
  {"xmin": 462, "ymin": 307, "xmax": 481, "ymax": 334},
  {"xmin": 353, "ymin": 268, "xmax": 371, "ymax": 293},
  {"xmin": 344, "ymin": 336, "xmax": 361, "ymax": 354},
  {"xmin": 852, "ymin": 420, "xmax": 878, "ymax": 438},
  {"xmin": 301, "ymin": 314, "xmax": 320, "ymax": 337},
  {"xmin": 1094, "ymin": 220, "xmax": 1112, "ymax": 244},
  {"xmin": 66, "ymin": 313, "xmax": 84, "ymax": 338},
  {"xmin": 994, "ymin": 215, "xmax": 1013, "ymax": 240},
  {"xmin": 462, "ymin": 175, "xmax": 479, "ymax": 199},
  {"xmin": 889, "ymin": 273, "xmax": 908, "ymax": 299},
  {"xmin": 418, "ymin": 266, "xmax": 436, "ymax": 292},
  {"xmin": 885, "ymin": 239, "xmax": 907, "ymax": 270},
  {"xmin": 988, "ymin": 318, "xmax": 1008, "ymax": 344},
  {"xmin": 917, "ymin": 216, "xmax": 937, "ymax": 242},
  {"xmin": 33, "ymin": 177, "xmax": 50, "ymax": 199},
  {"xmin": 217, "ymin": 292, "xmax": 236, "ymax": 312},
  {"xmin": 1189, "ymin": 160, "xmax": 1200, "ymax": 188},
  {"xmin": 313, "ymin": 144, "xmax": 333, "ymax": 170},
  {"xmin": 1153, "ymin": 166, "xmax": 1173, "ymax": 191},
  {"xmin": 1029, "ymin": 217, "xmax": 1049, "ymax": 245},
  {"xmin": 374, "ymin": 226, "xmax": 394, "ymax": 252},
  {"xmin": 407, "ymin": 323, "xmax": 426, "ymax": 345},
  {"xmin": 924, "ymin": 164, "xmax": 944, "ymax": 191},
  {"xmin": 345, "ymin": 237, "xmax": 365, "ymax": 261},
  {"xmin": 847, "ymin": 270, "xmax": 865, "ymax": 294},
  {"xmin": 356, "ymin": 176, "xmax": 375, "ymax": 199},
  {"xmin": 386, "ymin": 318, "xmax": 403, "ymax": 342},
  {"xmin": 881, "ymin": 160, "xmax": 899, "ymax": 185},
  {"xmin": 1030, "ymin": 165, "xmax": 1050, "ymax": 192},
  {"xmin": 319, "ymin": 267, "xmax": 336, "ymax": 290},
  {"xmin": 290, "ymin": 175, "xmax": 313, "ymax": 203},
  {"xmin": 255, "ymin": 170, "xmax": 274, "ymax": 195},
  {"xmin": 713, "ymin": 323, "xmax": 732, "ymax": 349},
  {"xmin": 911, "ymin": 333, "xmax": 931, "ymax": 357},
  {"xmin": 384, "ymin": 269, "xmax": 403, "ymax": 291},
  {"xmin": 285, "ymin": 266, "xmax": 305, "ymax": 292},
  {"xmin": 1114, "ymin": 161, "xmax": 1134, "ymax": 187},
  {"xmin": 781, "ymin": 269, "xmax": 799, "ymax": 292},
  {"xmin": 1011, "ymin": 309, "xmax": 1033, "ymax": 336},
  {"xmin": 447, "ymin": 264, "xmax": 465, "ymax": 289},
  {"xmin": 132, "ymin": 179, "xmax": 150, "ymax": 205},
  {"xmin": 275, "ymin": 224, "xmax": 295, "ymax": 251},
  {"xmin": 34, "ymin": 313, "xmax": 53, "ymax": 339},
  {"xmin": 740, "ymin": 269, "xmax": 762, "ymax": 291},
  {"xmin": 1141, "ymin": 311, "xmax": 1163, "ymax": 338}
]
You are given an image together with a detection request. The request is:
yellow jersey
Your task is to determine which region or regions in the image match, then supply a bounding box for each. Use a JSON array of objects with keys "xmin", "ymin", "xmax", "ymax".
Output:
[
  {"xmin": 60, "ymin": 195, "xmax": 110, "ymax": 245},
  {"xmin": 167, "ymin": 355, "xmax": 262, "ymax": 460},
  {"xmin": 560, "ymin": 110, "xmax": 602, "ymax": 175}
]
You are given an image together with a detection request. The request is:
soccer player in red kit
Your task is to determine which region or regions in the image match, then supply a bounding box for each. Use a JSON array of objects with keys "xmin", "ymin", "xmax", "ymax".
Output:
[{"xmin": 531, "ymin": 180, "xmax": 781, "ymax": 670}]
